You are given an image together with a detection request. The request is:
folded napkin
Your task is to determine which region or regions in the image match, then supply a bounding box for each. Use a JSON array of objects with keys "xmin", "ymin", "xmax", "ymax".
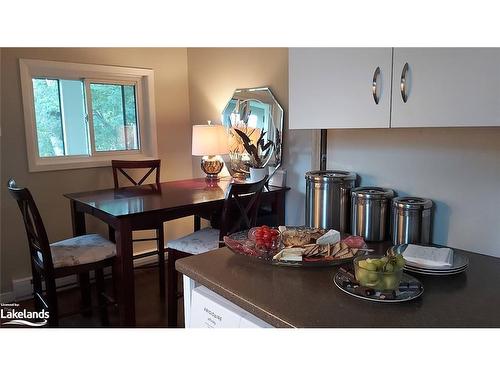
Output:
[{"xmin": 403, "ymin": 244, "xmax": 454, "ymax": 268}]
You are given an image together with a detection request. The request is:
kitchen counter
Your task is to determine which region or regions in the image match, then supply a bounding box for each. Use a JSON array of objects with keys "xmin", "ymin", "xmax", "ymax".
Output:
[{"xmin": 176, "ymin": 242, "xmax": 500, "ymax": 328}]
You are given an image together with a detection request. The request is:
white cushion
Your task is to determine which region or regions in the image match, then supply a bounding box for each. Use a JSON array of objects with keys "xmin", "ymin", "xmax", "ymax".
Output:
[
  {"xmin": 167, "ymin": 228, "xmax": 220, "ymax": 255},
  {"xmin": 48, "ymin": 234, "xmax": 116, "ymax": 268}
]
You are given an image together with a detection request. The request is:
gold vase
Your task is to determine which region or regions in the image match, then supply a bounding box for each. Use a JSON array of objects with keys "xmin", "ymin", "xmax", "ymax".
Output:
[{"xmin": 201, "ymin": 155, "xmax": 224, "ymax": 181}]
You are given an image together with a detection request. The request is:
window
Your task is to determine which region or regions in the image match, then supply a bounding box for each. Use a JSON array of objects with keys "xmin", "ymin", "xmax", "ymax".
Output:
[
  {"xmin": 33, "ymin": 78, "xmax": 89, "ymax": 157},
  {"xmin": 91, "ymin": 83, "xmax": 139, "ymax": 152},
  {"xmin": 20, "ymin": 59, "xmax": 157, "ymax": 171}
]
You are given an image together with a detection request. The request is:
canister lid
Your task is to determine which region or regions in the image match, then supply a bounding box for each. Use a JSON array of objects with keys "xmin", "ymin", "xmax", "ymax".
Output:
[
  {"xmin": 305, "ymin": 170, "xmax": 356, "ymax": 182},
  {"xmin": 351, "ymin": 187, "xmax": 394, "ymax": 200},
  {"xmin": 392, "ymin": 197, "xmax": 433, "ymax": 210}
]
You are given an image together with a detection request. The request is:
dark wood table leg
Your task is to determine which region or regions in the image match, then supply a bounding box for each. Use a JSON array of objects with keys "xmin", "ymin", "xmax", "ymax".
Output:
[
  {"xmin": 157, "ymin": 225, "xmax": 166, "ymax": 299},
  {"xmin": 114, "ymin": 218, "xmax": 136, "ymax": 327},
  {"xmin": 108, "ymin": 225, "xmax": 116, "ymax": 243},
  {"xmin": 167, "ymin": 248, "xmax": 178, "ymax": 327},
  {"xmin": 70, "ymin": 200, "xmax": 92, "ymax": 315},
  {"xmin": 274, "ymin": 191, "xmax": 286, "ymax": 226},
  {"xmin": 194, "ymin": 215, "xmax": 201, "ymax": 231},
  {"xmin": 70, "ymin": 200, "xmax": 86, "ymax": 236}
]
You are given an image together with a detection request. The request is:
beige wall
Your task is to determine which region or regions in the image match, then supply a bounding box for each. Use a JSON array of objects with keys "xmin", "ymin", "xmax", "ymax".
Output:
[
  {"xmin": 1, "ymin": 48, "xmax": 194, "ymax": 294},
  {"xmin": 187, "ymin": 48, "xmax": 318, "ymax": 226}
]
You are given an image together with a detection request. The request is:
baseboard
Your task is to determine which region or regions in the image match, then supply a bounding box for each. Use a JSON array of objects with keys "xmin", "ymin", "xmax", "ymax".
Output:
[
  {"xmin": 11, "ymin": 274, "xmax": 81, "ymax": 302},
  {"xmin": 6, "ymin": 253, "xmax": 162, "ymax": 303},
  {"xmin": 0, "ymin": 291, "xmax": 15, "ymax": 304}
]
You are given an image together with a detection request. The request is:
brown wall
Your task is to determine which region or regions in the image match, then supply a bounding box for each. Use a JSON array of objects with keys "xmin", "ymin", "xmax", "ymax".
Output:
[{"xmin": 1, "ymin": 48, "xmax": 194, "ymax": 294}]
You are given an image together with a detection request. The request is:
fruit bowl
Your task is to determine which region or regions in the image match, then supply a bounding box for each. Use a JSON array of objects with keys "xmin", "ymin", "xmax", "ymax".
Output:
[{"xmin": 353, "ymin": 255, "xmax": 405, "ymax": 291}]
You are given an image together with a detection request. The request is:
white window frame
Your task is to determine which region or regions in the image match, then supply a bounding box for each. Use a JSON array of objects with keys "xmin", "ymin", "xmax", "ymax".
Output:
[{"xmin": 19, "ymin": 59, "xmax": 158, "ymax": 172}]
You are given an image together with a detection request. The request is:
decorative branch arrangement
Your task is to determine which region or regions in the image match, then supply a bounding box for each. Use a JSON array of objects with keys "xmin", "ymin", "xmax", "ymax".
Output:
[{"xmin": 234, "ymin": 127, "xmax": 274, "ymax": 168}]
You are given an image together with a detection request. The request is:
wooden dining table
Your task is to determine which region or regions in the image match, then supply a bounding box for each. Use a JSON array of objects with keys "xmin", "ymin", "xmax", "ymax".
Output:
[{"xmin": 64, "ymin": 177, "xmax": 289, "ymax": 327}]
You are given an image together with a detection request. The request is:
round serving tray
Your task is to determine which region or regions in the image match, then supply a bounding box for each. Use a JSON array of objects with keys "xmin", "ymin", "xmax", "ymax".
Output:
[{"xmin": 334, "ymin": 271, "xmax": 424, "ymax": 303}]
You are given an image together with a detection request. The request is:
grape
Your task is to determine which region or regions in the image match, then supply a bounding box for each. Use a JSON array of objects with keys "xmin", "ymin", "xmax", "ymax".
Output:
[
  {"xmin": 395, "ymin": 255, "xmax": 405, "ymax": 269},
  {"xmin": 383, "ymin": 275, "xmax": 399, "ymax": 290},
  {"xmin": 355, "ymin": 268, "xmax": 368, "ymax": 283},
  {"xmin": 358, "ymin": 260, "xmax": 368, "ymax": 269},
  {"xmin": 361, "ymin": 261, "xmax": 377, "ymax": 271},
  {"xmin": 367, "ymin": 272, "xmax": 379, "ymax": 283}
]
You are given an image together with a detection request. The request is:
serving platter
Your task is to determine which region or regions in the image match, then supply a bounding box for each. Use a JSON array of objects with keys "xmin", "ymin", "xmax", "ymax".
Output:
[
  {"xmin": 334, "ymin": 269, "xmax": 424, "ymax": 303},
  {"xmin": 224, "ymin": 226, "xmax": 369, "ymax": 267}
]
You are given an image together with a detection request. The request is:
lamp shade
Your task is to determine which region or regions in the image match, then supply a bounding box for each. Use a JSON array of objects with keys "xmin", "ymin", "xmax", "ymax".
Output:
[{"xmin": 192, "ymin": 124, "xmax": 229, "ymax": 156}]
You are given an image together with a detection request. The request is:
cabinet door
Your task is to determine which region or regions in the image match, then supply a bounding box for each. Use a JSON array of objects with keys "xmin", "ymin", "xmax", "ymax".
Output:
[
  {"xmin": 289, "ymin": 48, "xmax": 392, "ymax": 129},
  {"xmin": 392, "ymin": 48, "xmax": 500, "ymax": 127}
]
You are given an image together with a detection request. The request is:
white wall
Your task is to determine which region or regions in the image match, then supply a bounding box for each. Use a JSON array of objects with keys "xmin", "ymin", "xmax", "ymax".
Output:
[{"xmin": 326, "ymin": 127, "xmax": 500, "ymax": 257}]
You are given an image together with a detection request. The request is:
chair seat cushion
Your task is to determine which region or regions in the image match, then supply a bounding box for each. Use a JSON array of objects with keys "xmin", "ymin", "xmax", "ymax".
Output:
[
  {"xmin": 49, "ymin": 234, "xmax": 116, "ymax": 268},
  {"xmin": 167, "ymin": 228, "xmax": 220, "ymax": 255}
]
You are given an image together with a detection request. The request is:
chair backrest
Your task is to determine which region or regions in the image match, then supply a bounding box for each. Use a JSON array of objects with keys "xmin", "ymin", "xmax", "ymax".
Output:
[
  {"xmin": 218, "ymin": 178, "xmax": 268, "ymax": 240},
  {"xmin": 7, "ymin": 179, "xmax": 54, "ymax": 272},
  {"xmin": 111, "ymin": 159, "xmax": 161, "ymax": 188}
]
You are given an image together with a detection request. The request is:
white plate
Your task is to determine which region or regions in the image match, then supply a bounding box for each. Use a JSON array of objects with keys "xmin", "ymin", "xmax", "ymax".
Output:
[
  {"xmin": 389, "ymin": 244, "xmax": 469, "ymax": 272},
  {"xmin": 404, "ymin": 263, "xmax": 468, "ymax": 273},
  {"xmin": 403, "ymin": 265, "xmax": 468, "ymax": 276}
]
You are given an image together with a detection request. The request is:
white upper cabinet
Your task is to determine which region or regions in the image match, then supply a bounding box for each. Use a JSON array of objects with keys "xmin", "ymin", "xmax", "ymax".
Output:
[
  {"xmin": 391, "ymin": 48, "xmax": 500, "ymax": 127},
  {"xmin": 289, "ymin": 48, "xmax": 393, "ymax": 129}
]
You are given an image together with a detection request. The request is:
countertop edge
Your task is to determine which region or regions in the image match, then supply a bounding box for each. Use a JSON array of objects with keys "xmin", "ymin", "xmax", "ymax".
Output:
[{"xmin": 176, "ymin": 258, "xmax": 295, "ymax": 328}]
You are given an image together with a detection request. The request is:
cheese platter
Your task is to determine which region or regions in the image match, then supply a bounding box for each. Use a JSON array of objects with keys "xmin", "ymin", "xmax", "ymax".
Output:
[{"xmin": 223, "ymin": 226, "xmax": 371, "ymax": 267}]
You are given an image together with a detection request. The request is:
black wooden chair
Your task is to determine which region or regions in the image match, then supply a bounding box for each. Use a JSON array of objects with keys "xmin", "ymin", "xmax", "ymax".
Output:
[
  {"xmin": 111, "ymin": 159, "xmax": 166, "ymax": 297},
  {"xmin": 166, "ymin": 177, "xmax": 268, "ymax": 327},
  {"xmin": 8, "ymin": 179, "xmax": 115, "ymax": 327}
]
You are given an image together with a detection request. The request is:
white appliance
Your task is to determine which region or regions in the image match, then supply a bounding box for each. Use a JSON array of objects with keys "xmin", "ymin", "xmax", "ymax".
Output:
[{"xmin": 189, "ymin": 285, "xmax": 272, "ymax": 328}]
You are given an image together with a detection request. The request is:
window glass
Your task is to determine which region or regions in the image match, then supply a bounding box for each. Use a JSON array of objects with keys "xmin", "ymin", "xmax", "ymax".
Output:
[
  {"xmin": 33, "ymin": 78, "xmax": 64, "ymax": 157},
  {"xmin": 59, "ymin": 79, "xmax": 89, "ymax": 155},
  {"xmin": 91, "ymin": 83, "xmax": 139, "ymax": 152},
  {"xmin": 32, "ymin": 78, "xmax": 89, "ymax": 157}
]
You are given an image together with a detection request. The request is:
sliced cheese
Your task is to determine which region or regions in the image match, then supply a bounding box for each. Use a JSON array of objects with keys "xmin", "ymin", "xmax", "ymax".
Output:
[{"xmin": 275, "ymin": 247, "xmax": 304, "ymax": 262}]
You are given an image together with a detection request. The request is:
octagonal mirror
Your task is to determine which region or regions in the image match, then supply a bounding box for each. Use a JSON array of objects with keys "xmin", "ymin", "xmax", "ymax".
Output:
[{"xmin": 221, "ymin": 87, "xmax": 283, "ymax": 178}]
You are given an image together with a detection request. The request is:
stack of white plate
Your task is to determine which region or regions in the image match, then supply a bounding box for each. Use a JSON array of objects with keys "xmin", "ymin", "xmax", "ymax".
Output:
[{"xmin": 388, "ymin": 244, "xmax": 469, "ymax": 276}]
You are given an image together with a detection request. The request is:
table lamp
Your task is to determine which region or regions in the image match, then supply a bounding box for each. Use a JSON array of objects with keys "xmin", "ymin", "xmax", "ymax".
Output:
[{"xmin": 192, "ymin": 122, "xmax": 229, "ymax": 181}]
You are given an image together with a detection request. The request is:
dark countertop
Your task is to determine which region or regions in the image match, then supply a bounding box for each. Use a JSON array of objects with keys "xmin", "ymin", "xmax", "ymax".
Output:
[{"xmin": 176, "ymin": 243, "xmax": 500, "ymax": 328}]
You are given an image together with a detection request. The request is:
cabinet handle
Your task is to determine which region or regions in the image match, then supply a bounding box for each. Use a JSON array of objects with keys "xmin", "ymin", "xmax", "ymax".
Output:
[
  {"xmin": 400, "ymin": 62, "xmax": 409, "ymax": 103},
  {"xmin": 372, "ymin": 66, "xmax": 381, "ymax": 104}
]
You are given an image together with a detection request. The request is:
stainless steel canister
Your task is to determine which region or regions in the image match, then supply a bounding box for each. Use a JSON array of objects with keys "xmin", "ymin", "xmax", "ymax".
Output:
[
  {"xmin": 305, "ymin": 170, "xmax": 356, "ymax": 231},
  {"xmin": 391, "ymin": 197, "xmax": 433, "ymax": 245},
  {"xmin": 351, "ymin": 187, "xmax": 395, "ymax": 242}
]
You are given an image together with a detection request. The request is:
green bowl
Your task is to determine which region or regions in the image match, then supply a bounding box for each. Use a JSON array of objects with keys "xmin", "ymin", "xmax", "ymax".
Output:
[{"xmin": 353, "ymin": 255, "xmax": 404, "ymax": 291}]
